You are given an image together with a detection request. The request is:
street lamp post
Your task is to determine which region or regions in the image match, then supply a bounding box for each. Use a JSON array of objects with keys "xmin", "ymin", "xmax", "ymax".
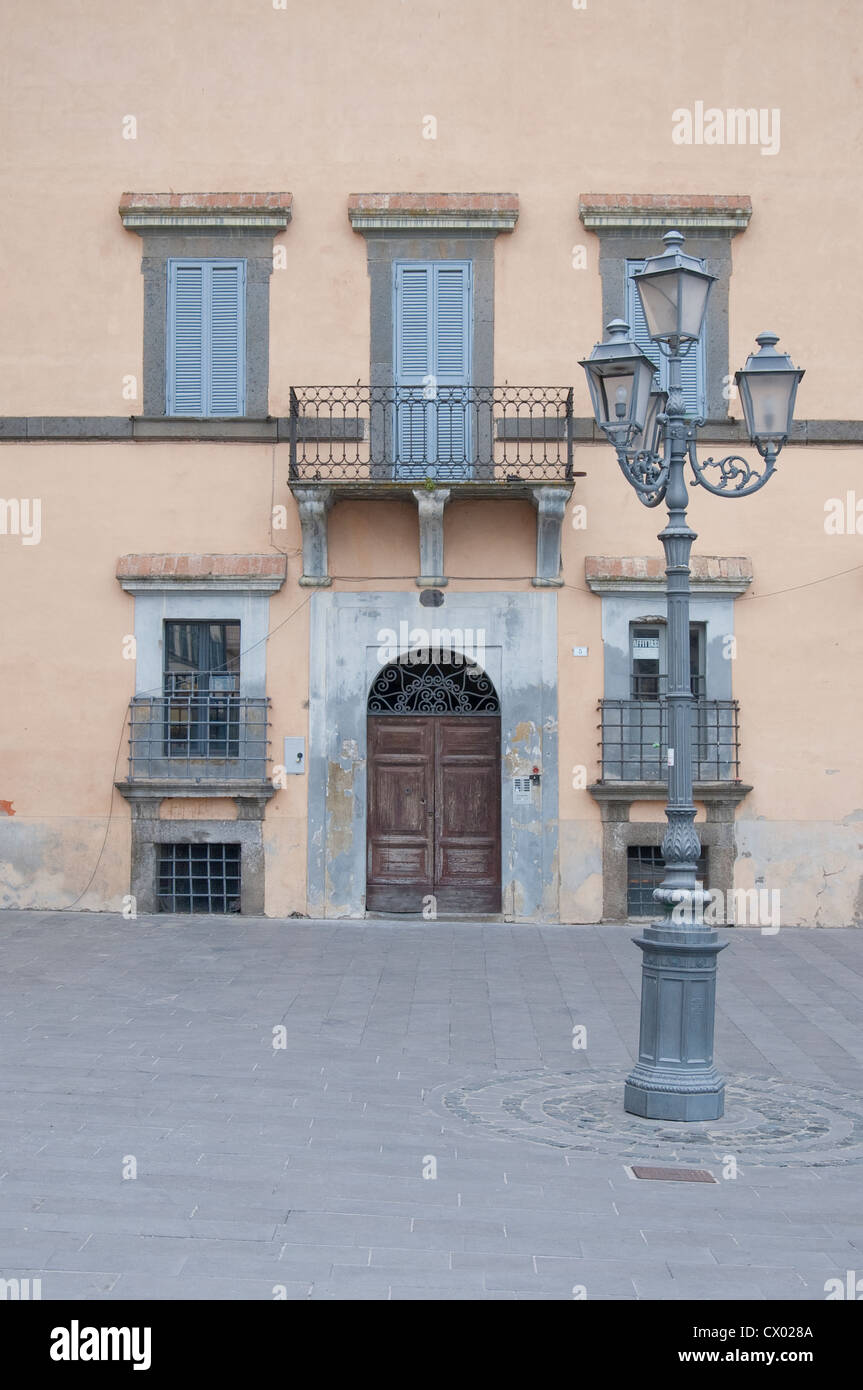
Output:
[{"xmin": 580, "ymin": 230, "xmax": 804, "ymax": 1121}]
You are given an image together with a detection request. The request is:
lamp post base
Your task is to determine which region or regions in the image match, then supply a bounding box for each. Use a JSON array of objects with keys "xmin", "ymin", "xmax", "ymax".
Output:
[
  {"xmin": 624, "ymin": 925, "xmax": 728, "ymax": 1122},
  {"xmin": 624, "ymin": 1069, "xmax": 725, "ymax": 1122}
]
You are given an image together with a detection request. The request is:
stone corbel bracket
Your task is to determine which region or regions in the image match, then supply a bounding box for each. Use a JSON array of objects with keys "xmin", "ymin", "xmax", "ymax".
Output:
[
  {"xmin": 531, "ymin": 486, "xmax": 573, "ymax": 587},
  {"xmin": 413, "ymin": 486, "xmax": 451, "ymax": 587},
  {"xmin": 294, "ymin": 488, "xmax": 335, "ymax": 587}
]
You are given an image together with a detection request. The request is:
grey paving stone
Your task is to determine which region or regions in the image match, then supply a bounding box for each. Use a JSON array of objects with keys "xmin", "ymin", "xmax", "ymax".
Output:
[{"xmin": 2, "ymin": 911, "xmax": 863, "ymax": 1301}]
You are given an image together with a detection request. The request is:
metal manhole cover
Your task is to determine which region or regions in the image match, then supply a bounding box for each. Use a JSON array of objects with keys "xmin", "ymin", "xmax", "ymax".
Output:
[
  {"xmin": 630, "ymin": 1165, "xmax": 717, "ymax": 1182},
  {"xmin": 432, "ymin": 1070, "xmax": 863, "ymax": 1167}
]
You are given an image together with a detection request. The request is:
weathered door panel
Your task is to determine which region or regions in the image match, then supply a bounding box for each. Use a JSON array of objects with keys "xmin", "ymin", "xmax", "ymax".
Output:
[
  {"xmin": 366, "ymin": 714, "xmax": 501, "ymax": 915},
  {"xmin": 366, "ymin": 717, "xmax": 434, "ymax": 911},
  {"xmin": 434, "ymin": 717, "xmax": 501, "ymax": 913}
]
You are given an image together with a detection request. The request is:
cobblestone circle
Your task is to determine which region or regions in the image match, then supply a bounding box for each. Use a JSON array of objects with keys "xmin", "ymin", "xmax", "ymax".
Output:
[{"xmin": 434, "ymin": 1070, "xmax": 863, "ymax": 1167}]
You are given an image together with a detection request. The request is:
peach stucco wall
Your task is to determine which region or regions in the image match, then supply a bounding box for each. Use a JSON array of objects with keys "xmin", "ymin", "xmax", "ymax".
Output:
[
  {"xmin": 1, "ymin": 1, "xmax": 861, "ymax": 923},
  {"xmin": 1, "ymin": 0, "xmax": 861, "ymax": 417}
]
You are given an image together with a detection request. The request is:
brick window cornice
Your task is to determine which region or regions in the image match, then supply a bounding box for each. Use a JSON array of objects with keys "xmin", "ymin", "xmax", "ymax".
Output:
[
  {"xmin": 117, "ymin": 553, "xmax": 287, "ymax": 593},
  {"xmin": 585, "ymin": 555, "xmax": 753, "ymax": 596},
  {"xmin": 119, "ymin": 192, "xmax": 293, "ymax": 232},
  {"xmin": 348, "ymin": 192, "xmax": 518, "ymax": 233},
  {"xmin": 579, "ymin": 193, "xmax": 752, "ymax": 233}
]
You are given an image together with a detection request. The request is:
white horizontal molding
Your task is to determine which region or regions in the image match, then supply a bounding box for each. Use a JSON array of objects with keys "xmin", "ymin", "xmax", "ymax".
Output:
[{"xmin": 349, "ymin": 211, "xmax": 518, "ymax": 233}]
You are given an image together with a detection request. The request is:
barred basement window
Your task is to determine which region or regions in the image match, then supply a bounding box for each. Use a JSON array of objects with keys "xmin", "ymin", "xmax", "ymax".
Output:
[
  {"xmin": 627, "ymin": 845, "xmax": 708, "ymax": 917},
  {"xmin": 158, "ymin": 843, "xmax": 241, "ymax": 914}
]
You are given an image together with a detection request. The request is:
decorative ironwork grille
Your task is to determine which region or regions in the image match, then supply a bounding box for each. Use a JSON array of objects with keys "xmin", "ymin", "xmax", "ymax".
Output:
[
  {"xmin": 158, "ymin": 843, "xmax": 241, "ymax": 914},
  {"xmin": 368, "ymin": 662, "xmax": 500, "ymax": 715},
  {"xmin": 289, "ymin": 385, "xmax": 574, "ymax": 483}
]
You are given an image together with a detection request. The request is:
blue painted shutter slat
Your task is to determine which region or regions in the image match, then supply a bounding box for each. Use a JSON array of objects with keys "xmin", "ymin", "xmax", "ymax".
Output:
[
  {"xmin": 208, "ymin": 263, "xmax": 244, "ymax": 415},
  {"xmin": 433, "ymin": 264, "xmax": 469, "ymax": 462},
  {"xmin": 396, "ymin": 265, "xmax": 432, "ymax": 463},
  {"xmin": 626, "ymin": 260, "xmax": 705, "ymax": 416},
  {"xmin": 394, "ymin": 261, "xmax": 471, "ymax": 471},
  {"xmin": 396, "ymin": 266, "xmax": 432, "ymax": 381},
  {"xmin": 434, "ymin": 265, "xmax": 469, "ymax": 382},
  {"xmin": 167, "ymin": 260, "xmax": 244, "ymax": 417},
  {"xmin": 169, "ymin": 263, "xmax": 205, "ymax": 415},
  {"xmin": 677, "ymin": 335, "xmax": 704, "ymax": 417}
]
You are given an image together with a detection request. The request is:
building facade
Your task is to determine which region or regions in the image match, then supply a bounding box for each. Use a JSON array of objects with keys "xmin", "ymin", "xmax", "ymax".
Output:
[{"xmin": 1, "ymin": 1, "xmax": 861, "ymax": 927}]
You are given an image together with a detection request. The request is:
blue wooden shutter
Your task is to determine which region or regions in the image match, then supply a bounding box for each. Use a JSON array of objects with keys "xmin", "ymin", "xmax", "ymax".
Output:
[
  {"xmin": 167, "ymin": 260, "xmax": 245, "ymax": 416},
  {"xmin": 168, "ymin": 263, "xmax": 205, "ymax": 415},
  {"xmin": 394, "ymin": 261, "xmax": 471, "ymax": 471},
  {"xmin": 209, "ymin": 262, "xmax": 245, "ymax": 415},
  {"xmin": 395, "ymin": 264, "xmax": 432, "ymax": 464},
  {"xmin": 433, "ymin": 264, "xmax": 470, "ymax": 464},
  {"xmin": 626, "ymin": 260, "xmax": 705, "ymax": 417},
  {"xmin": 676, "ymin": 331, "xmax": 705, "ymax": 418}
]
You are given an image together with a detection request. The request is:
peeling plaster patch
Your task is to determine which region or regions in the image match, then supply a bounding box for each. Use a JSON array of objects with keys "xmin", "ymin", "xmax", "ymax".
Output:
[
  {"xmin": 841, "ymin": 809, "xmax": 863, "ymax": 825},
  {"xmin": 505, "ymin": 720, "xmax": 540, "ymax": 777},
  {"xmin": 0, "ymin": 800, "xmax": 15, "ymax": 816},
  {"xmin": 815, "ymin": 864, "xmax": 848, "ymax": 928},
  {"xmin": 326, "ymin": 761, "xmax": 355, "ymax": 860},
  {"xmin": 504, "ymin": 877, "xmax": 526, "ymax": 921},
  {"xmin": 853, "ymin": 875, "xmax": 863, "ymax": 927},
  {"xmin": 736, "ymin": 820, "xmax": 862, "ymax": 926},
  {"xmin": 0, "ymin": 821, "xmax": 94, "ymax": 908}
]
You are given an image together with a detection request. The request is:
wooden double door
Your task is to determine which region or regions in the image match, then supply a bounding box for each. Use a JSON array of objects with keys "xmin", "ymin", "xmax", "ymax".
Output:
[{"xmin": 366, "ymin": 715, "xmax": 501, "ymax": 914}]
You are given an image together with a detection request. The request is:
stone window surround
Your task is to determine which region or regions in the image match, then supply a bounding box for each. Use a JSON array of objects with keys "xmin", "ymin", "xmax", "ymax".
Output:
[
  {"xmin": 119, "ymin": 193, "xmax": 293, "ymax": 420},
  {"xmin": 584, "ymin": 552, "xmax": 754, "ymax": 921},
  {"xmin": 585, "ymin": 554, "xmax": 754, "ymax": 702},
  {"xmin": 579, "ymin": 194, "xmax": 753, "ymax": 422},
  {"xmin": 113, "ymin": 552, "xmax": 287, "ymax": 915},
  {"xmin": 591, "ymin": 801, "xmax": 746, "ymax": 925}
]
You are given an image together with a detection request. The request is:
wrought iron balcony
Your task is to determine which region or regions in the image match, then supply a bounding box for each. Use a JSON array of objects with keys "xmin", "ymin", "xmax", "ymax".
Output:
[
  {"xmin": 288, "ymin": 385, "xmax": 574, "ymax": 484},
  {"xmin": 597, "ymin": 698, "xmax": 741, "ymax": 783},
  {"xmin": 124, "ymin": 695, "xmax": 271, "ymax": 783}
]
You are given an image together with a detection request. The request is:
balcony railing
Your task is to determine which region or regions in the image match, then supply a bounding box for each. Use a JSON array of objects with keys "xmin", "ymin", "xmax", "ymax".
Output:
[
  {"xmin": 597, "ymin": 699, "xmax": 740, "ymax": 782},
  {"xmin": 288, "ymin": 385, "xmax": 574, "ymax": 483},
  {"xmin": 125, "ymin": 695, "xmax": 270, "ymax": 782}
]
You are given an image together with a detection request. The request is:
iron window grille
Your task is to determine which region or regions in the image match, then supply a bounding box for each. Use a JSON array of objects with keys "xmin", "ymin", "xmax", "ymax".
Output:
[
  {"xmin": 598, "ymin": 699, "xmax": 740, "ymax": 782},
  {"xmin": 627, "ymin": 845, "xmax": 708, "ymax": 917},
  {"xmin": 158, "ymin": 843, "xmax": 241, "ymax": 914},
  {"xmin": 127, "ymin": 696, "xmax": 269, "ymax": 781}
]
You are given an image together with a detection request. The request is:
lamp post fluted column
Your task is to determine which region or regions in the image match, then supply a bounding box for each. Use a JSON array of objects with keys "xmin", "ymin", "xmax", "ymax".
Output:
[{"xmin": 623, "ymin": 348, "xmax": 727, "ymax": 1122}]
